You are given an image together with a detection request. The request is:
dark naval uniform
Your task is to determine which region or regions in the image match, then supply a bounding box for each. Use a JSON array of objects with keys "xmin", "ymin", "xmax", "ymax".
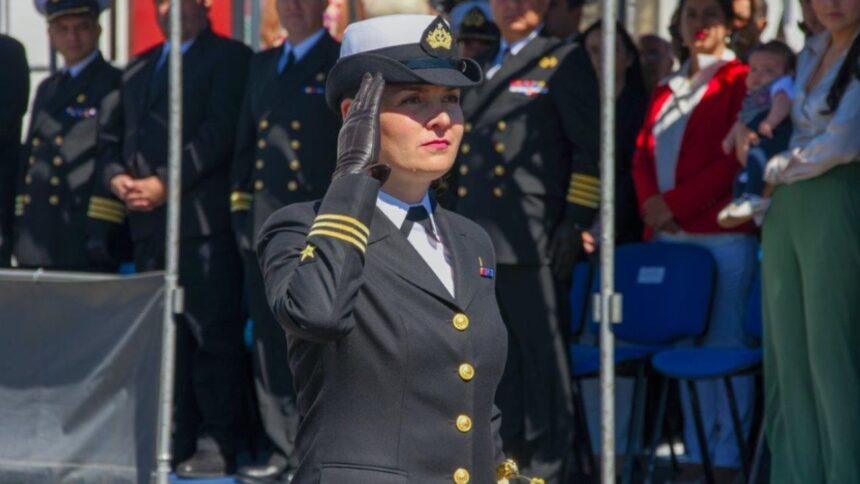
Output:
[
  {"xmin": 454, "ymin": 30, "xmax": 601, "ymax": 481},
  {"xmin": 0, "ymin": 34, "xmax": 29, "ymax": 267},
  {"xmin": 101, "ymin": 27, "xmax": 251, "ymax": 460},
  {"xmin": 230, "ymin": 32, "xmax": 340, "ymax": 471},
  {"xmin": 15, "ymin": 52, "xmax": 127, "ymax": 271},
  {"xmin": 257, "ymin": 174, "xmax": 508, "ymax": 484}
]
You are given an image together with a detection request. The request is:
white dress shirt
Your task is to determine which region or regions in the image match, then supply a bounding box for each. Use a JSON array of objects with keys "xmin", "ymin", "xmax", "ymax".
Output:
[{"xmin": 376, "ymin": 191, "xmax": 455, "ymax": 297}]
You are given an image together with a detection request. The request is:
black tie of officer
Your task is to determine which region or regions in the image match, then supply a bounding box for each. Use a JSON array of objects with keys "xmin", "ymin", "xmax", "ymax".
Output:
[{"xmin": 400, "ymin": 205, "xmax": 437, "ymax": 240}]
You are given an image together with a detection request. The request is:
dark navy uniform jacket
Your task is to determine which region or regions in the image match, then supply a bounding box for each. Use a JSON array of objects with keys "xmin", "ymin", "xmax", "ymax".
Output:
[
  {"xmin": 101, "ymin": 27, "xmax": 251, "ymax": 243},
  {"xmin": 454, "ymin": 31, "xmax": 599, "ymax": 265},
  {"xmin": 15, "ymin": 53, "xmax": 126, "ymax": 270},
  {"xmin": 230, "ymin": 34, "xmax": 340, "ymax": 251},
  {"xmin": 257, "ymin": 174, "xmax": 508, "ymax": 484}
]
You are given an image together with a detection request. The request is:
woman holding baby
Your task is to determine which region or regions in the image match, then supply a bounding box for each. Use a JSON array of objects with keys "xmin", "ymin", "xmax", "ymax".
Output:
[{"xmin": 760, "ymin": 0, "xmax": 860, "ymax": 478}]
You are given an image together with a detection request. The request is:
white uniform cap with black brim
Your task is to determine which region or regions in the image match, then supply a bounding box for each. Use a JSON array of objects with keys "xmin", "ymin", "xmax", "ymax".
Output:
[{"xmin": 325, "ymin": 14, "xmax": 483, "ymax": 111}]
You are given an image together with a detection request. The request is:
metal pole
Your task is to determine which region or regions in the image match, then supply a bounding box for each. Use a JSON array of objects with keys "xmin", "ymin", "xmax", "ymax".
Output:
[
  {"xmin": 154, "ymin": 0, "xmax": 183, "ymax": 482},
  {"xmin": 599, "ymin": 2, "xmax": 619, "ymax": 483}
]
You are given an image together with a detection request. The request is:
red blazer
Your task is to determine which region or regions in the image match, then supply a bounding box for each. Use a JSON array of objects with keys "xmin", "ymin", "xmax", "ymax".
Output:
[{"xmin": 632, "ymin": 60, "xmax": 755, "ymax": 239}]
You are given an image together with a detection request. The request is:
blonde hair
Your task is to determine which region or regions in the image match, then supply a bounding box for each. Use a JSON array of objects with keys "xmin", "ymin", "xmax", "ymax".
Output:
[{"xmin": 360, "ymin": 0, "xmax": 435, "ymax": 18}]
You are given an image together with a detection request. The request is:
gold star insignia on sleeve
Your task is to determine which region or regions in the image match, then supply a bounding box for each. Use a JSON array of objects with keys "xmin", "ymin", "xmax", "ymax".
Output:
[{"xmin": 300, "ymin": 244, "xmax": 316, "ymax": 262}]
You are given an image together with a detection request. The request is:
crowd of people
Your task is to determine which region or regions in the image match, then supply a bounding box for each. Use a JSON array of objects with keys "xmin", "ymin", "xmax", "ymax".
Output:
[{"xmin": 0, "ymin": 0, "xmax": 858, "ymax": 482}]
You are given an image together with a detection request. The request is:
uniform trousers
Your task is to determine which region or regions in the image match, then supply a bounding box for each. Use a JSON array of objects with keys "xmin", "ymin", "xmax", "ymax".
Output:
[
  {"xmin": 494, "ymin": 264, "xmax": 573, "ymax": 483},
  {"xmin": 762, "ymin": 162, "xmax": 860, "ymax": 483},
  {"xmin": 241, "ymin": 249, "xmax": 299, "ymax": 469},
  {"xmin": 134, "ymin": 231, "xmax": 245, "ymax": 459},
  {"xmin": 654, "ymin": 232, "xmax": 758, "ymax": 468}
]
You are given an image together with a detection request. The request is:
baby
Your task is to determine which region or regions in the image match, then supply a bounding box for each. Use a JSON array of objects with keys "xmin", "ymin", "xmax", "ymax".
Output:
[{"xmin": 719, "ymin": 40, "xmax": 797, "ymax": 227}]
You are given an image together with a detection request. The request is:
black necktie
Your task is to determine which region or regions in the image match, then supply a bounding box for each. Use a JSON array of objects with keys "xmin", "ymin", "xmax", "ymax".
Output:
[
  {"xmin": 400, "ymin": 206, "xmax": 437, "ymax": 240},
  {"xmin": 57, "ymin": 71, "xmax": 72, "ymax": 87},
  {"xmin": 279, "ymin": 50, "xmax": 296, "ymax": 75}
]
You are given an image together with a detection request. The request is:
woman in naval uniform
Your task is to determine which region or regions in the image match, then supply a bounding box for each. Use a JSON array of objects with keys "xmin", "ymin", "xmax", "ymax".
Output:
[{"xmin": 257, "ymin": 14, "xmax": 540, "ymax": 484}]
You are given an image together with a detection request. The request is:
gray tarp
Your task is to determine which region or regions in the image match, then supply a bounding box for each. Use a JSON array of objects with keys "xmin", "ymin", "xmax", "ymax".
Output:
[{"xmin": 0, "ymin": 271, "xmax": 164, "ymax": 483}]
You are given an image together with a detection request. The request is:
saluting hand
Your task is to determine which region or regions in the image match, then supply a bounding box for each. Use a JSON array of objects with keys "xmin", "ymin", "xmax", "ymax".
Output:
[{"xmin": 333, "ymin": 72, "xmax": 390, "ymax": 182}]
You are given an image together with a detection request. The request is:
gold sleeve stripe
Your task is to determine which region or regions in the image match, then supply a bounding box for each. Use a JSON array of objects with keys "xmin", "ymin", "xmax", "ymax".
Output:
[
  {"xmin": 88, "ymin": 207, "xmax": 125, "ymax": 224},
  {"xmin": 571, "ymin": 174, "xmax": 600, "ymax": 187},
  {"xmin": 310, "ymin": 221, "xmax": 369, "ymax": 245},
  {"xmin": 570, "ymin": 182, "xmax": 600, "ymax": 197},
  {"xmin": 568, "ymin": 185, "xmax": 600, "ymax": 199},
  {"xmin": 567, "ymin": 192, "xmax": 600, "ymax": 204},
  {"xmin": 230, "ymin": 191, "xmax": 253, "ymax": 203},
  {"xmin": 90, "ymin": 196, "xmax": 127, "ymax": 214},
  {"xmin": 307, "ymin": 229, "xmax": 367, "ymax": 253},
  {"xmin": 567, "ymin": 194, "xmax": 601, "ymax": 208},
  {"xmin": 230, "ymin": 201, "xmax": 252, "ymax": 212},
  {"xmin": 314, "ymin": 214, "xmax": 370, "ymax": 237}
]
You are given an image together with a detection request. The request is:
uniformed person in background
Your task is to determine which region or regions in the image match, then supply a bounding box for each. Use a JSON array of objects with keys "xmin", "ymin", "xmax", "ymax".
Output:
[
  {"xmin": 99, "ymin": 0, "xmax": 252, "ymax": 477},
  {"xmin": 453, "ymin": 0, "xmax": 601, "ymax": 480},
  {"xmin": 14, "ymin": 0, "xmax": 127, "ymax": 272},
  {"xmin": 0, "ymin": 33, "xmax": 29, "ymax": 267},
  {"xmin": 230, "ymin": 0, "xmax": 339, "ymax": 481},
  {"xmin": 449, "ymin": 1, "xmax": 501, "ymax": 60},
  {"xmin": 257, "ymin": 14, "xmax": 538, "ymax": 484}
]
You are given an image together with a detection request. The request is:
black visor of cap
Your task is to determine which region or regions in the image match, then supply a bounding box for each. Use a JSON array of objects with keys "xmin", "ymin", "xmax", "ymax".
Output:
[{"xmin": 326, "ymin": 16, "xmax": 484, "ymax": 111}]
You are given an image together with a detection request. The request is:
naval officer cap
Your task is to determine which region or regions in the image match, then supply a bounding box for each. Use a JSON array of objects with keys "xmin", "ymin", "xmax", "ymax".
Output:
[
  {"xmin": 35, "ymin": 0, "xmax": 112, "ymax": 20},
  {"xmin": 326, "ymin": 14, "xmax": 483, "ymax": 111}
]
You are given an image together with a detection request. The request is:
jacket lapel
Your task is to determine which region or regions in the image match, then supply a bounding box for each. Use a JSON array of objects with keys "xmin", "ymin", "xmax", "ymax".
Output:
[
  {"xmin": 433, "ymin": 208, "xmax": 482, "ymax": 309},
  {"xmin": 367, "ymin": 208, "xmax": 458, "ymax": 306},
  {"xmin": 34, "ymin": 54, "xmax": 106, "ymax": 134}
]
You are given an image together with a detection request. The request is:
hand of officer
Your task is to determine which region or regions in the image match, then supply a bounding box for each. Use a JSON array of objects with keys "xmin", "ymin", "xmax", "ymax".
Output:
[
  {"xmin": 332, "ymin": 72, "xmax": 390, "ymax": 182},
  {"xmin": 549, "ymin": 220, "xmax": 583, "ymax": 282},
  {"xmin": 126, "ymin": 176, "xmax": 167, "ymax": 212},
  {"xmin": 110, "ymin": 174, "xmax": 136, "ymax": 201}
]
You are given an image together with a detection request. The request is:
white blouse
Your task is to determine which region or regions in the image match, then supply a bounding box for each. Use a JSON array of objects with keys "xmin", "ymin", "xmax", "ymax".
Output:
[{"xmin": 765, "ymin": 31, "xmax": 860, "ymax": 184}]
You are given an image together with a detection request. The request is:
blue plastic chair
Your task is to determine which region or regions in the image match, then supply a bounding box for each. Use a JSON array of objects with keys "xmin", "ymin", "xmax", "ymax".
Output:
[
  {"xmin": 568, "ymin": 242, "xmax": 717, "ymax": 482},
  {"xmin": 644, "ymin": 272, "xmax": 763, "ymax": 484}
]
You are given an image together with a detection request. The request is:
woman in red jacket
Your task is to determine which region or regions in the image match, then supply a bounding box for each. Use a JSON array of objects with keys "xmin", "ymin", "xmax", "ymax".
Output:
[{"xmin": 631, "ymin": 0, "xmax": 758, "ymax": 480}]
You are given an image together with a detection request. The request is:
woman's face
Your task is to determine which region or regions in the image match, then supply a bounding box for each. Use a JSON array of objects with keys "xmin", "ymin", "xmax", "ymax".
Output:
[
  {"xmin": 370, "ymin": 84, "xmax": 464, "ymax": 187},
  {"xmin": 681, "ymin": 0, "xmax": 730, "ymax": 56},
  {"xmin": 812, "ymin": 0, "xmax": 860, "ymax": 36},
  {"xmin": 584, "ymin": 28, "xmax": 633, "ymax": 83}
]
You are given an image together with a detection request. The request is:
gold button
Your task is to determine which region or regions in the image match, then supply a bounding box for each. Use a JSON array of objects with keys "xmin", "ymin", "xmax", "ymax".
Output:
[
  {"xmin": 25, "ymin": 175, "xmax": 32, "ymax": 185},
  {"xmin": 291, "ymin": 140, "xmax": 301, "ymax": 150},
  {"xmin": 452, "ymin": 313, "xmax": 469, "ymax": 331},
  {"xmin": 291, "ymin": 120, "xmax": 301, "ymax": 130},
  {"xmin": 77, "ymin": 94, "xmax": 86, "ymax": 103},
  {"xmin": 53, "ymin": 156, "xmax": 63, "ymax": 167},
  {"xmin": 50, "ymin": 176, "xmax": 60, "ymax": 186},
  {"xmin": 456, "ymin": 415, "xmax": 473, "ymax": 432},
  {"xmin": 459, "ymin": 165, "xmax": 469, "ymax": 176},
  {"xmin": 32, "ymin": 138, "xmax": 40, "ymax": 147},
  {"xmin": 254, "ymin": 180, "xmax": 264, "ymax": 191},
  {"xmin": 287, "ymin": 181, "xmax": 298, "ymax": 192},
  {"xmin": 494, "ymin": 142, "xmax": 505, "ymax": 153},
  {"xmin": 460, "ymin": 143, "xmax": 470, "ymax": 154},
  {"xmin": 255, "ymin": 159, "xmax": 265, "ymax": 170},
  {"xmin": 257, "ymin": 139, "xmax": 267, "ymax": 149},
  {"xmin": 259, "ymin": 119, "xmax": 269, "ymax": 130},
  {"xmin": 458, "ymin": 363, "xmax": 475, "ymax": 381},
  {"xmin": 289, "ymin": 160, "xmax": 301, "ymax": 171},
  {"xmin": 493, "ymin": 187, "xmax": 503, "ymax": 198},
  {"xmin": 453, "ymin": 468, "xmax": 470, "ymax": 484},
  {"xmin": 54, "ymin": 135, "xmax": 63, "ymax": 146},
  {"xmin": 49, "ymin": 195, "xmax": 59, "ymax": 205},
  {"xmin": 497, "ymin": 120, "xmax": 507, "ymax": 131},
  {"xmin": 494, "ymin": 165, "xmax": 506, "ymax": 176},
  {"xmin": 457, "ymin": 187, "xmax": 468, "ymax": 198},
  {"xmin": 315, "ymin": 72, "xmax": 326, "ymax": 82},
  {"xmin": 464, "ymin": 122, "xmax": 472, "ymax": 133},
  {"xmin": 28, "ymin": 156, "xmax": 35, "ymax": 165},
  {"xmin": 23, "ymin": 195, "xmax": 30, "ymax": 204}
]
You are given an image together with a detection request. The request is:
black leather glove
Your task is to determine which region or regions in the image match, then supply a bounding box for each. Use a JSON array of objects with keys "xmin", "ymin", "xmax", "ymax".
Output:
[
  {"xmin": 549, "ymin": 220, "xmax": 584, "ymax": 282},
  {"xmin": 86, "ymin": 236, "xmax": 117, "ymax": 272},
  {"xmin": 332, "ymin": 73, "xmax": 390, "ymax": 183}
]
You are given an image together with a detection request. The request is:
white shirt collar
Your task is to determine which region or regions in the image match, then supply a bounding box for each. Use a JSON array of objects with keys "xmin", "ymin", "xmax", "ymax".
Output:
[
  {"xmin": 65, "ymin": 50, "xmax": 100, "ymax": 78},
  {"xmin": 282, "ymin": 28, "xmax": 326, "ymax": 63},
  {"xmin": 499, "ymin": 24, "xmax": 542, "ymax": 58},
  {"xmin": 666, "ymin": 49, "xmax": 736, "ymax": 94},
  {"xmin": 376, "ymin": 190, "xmax": 436, "ymax": 233}
]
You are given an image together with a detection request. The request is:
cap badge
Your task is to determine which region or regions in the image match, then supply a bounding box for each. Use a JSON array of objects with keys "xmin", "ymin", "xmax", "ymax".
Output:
[
  {"xmin": 423, "ymin": 18, "xmax": 453, "ymax": 53},
  {"xmin": 463, "ymin": 8, "xmax": 486, "ymax": 28}
]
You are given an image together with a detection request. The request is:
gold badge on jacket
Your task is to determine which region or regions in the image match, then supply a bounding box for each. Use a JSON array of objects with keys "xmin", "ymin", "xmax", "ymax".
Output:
[{"xmin": 538, "ymin": 55, "xmax": 559, "ymax": 69}]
